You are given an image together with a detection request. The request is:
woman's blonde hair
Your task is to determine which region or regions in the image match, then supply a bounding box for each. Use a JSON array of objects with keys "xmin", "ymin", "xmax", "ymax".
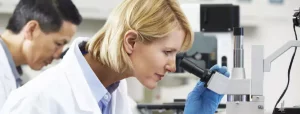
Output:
[{"xmin": 86, "ymin": 0, "xmax": 194, "ymax": 73}]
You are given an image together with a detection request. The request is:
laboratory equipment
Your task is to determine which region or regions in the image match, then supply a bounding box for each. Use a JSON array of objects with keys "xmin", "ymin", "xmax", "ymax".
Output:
[
  {"xmin": 182, "ymin": 7, "xmax": 300, "ymax": 114},
  {"xmin": 224, "ymin": 7, "xmax": 300, "ymax": 114},
  {"xmin": 137, "ymin": 4, "xmax": 300, "ymax": 114},
  {"xmin": 179, "ymin": 58, "xmax": 230, "ymax": 93},
  {"xmin": 137, "ymin": 99, "xmax": 226, "ymax": 114}
]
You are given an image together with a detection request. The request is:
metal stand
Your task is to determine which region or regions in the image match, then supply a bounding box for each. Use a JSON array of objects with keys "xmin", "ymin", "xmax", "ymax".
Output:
[{"xmin": 137, "ymin": 100, "xmax": 226, "ymax": 114}]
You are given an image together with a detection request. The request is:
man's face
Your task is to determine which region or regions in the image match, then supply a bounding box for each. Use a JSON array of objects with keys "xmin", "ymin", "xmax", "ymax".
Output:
[{"xmin": 22, "ymin": 21, "xmax": 77, "ymax": 70}]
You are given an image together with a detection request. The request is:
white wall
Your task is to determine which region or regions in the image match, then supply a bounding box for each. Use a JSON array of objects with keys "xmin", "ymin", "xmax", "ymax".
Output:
[{"xmin": 0, "ymin": 14, "xmax": 9, "ymax": 32}]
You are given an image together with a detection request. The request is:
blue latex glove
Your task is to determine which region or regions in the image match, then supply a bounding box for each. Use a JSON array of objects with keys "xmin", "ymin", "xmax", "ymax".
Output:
[{"xmin": 184, "ymin": 65, "xmax": 230, "ymax": 114}]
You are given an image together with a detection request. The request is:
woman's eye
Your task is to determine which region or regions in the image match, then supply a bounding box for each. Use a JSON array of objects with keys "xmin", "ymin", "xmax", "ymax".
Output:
[
  {"xmin": 55, "ymin": 42, "xmax": 63, "ymax": 46},
  {"xmin": 164, "ymin": 51, "xmax": 173, "ymax": 55}
]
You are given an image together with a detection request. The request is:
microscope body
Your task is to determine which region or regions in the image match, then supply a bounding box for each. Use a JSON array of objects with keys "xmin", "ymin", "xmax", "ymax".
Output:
[
  {"xmin": 181, "ymin": 33, "xmax": 300, "ymax": 114},
  {"xmin": 179, "ymin": 4, "xmax": 300, "ymax": 114},
  {"xmin": 225, "ymin": 8, "xmax": 300, "ymax": 114}
]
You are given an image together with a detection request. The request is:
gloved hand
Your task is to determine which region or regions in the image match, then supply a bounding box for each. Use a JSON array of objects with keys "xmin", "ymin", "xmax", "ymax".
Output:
[{"xmin": 184, "ymin": 65, "xmax": 230, "ymax": 114}]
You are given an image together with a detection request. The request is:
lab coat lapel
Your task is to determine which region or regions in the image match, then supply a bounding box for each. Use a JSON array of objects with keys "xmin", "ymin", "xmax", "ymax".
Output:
[
  {"xmin": 59, "ymin": 38, "xmax": 101, "ymax": 114},
  {"xmin": 111, "ymin": 91, "xmax": 117, "ymax": 114},
  {"xmin": 111, "ymin": 80, "xmax": 131, "ymax": 114}
]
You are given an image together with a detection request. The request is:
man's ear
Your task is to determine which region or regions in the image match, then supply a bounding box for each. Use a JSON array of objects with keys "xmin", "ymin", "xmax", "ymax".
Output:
[
  {"xmin": 23, "ymin": 20, "xmax": 40, "ymax": 41},
  {"xmin": 123, "ymin": 30, "xmax": 138, "ymax": 55}
]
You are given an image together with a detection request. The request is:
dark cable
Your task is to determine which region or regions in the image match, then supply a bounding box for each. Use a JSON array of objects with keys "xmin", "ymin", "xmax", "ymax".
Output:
[{"xmin": 272, "ymin": 25, "xmax": 298, "ymax": 114}]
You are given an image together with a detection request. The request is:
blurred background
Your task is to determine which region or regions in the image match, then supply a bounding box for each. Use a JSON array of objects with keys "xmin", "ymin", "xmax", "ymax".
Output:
[{"xmin": 1, "ymin": 0, "xmax": 300, "ymax": 113}]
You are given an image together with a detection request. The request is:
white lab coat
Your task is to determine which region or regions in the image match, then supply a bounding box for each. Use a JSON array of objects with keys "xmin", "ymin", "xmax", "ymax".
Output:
[
  {"xmin": 0, "ymin": 38, "xmax": 137, "ymax": 114},
  {"xmin": 0, "ymin": 42, "xmax": 17, "ymax": 110}
]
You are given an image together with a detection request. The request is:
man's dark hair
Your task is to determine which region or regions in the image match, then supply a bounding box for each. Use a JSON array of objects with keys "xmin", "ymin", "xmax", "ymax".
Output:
[{"xmin": 6, "ymin": 0, "xmax": 82, "ymax": 34}]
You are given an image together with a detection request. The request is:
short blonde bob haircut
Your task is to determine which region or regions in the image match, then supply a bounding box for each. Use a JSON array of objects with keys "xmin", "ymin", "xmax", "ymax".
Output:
[{"xmin": 86, "ymin": 0, "xmax": 194, "ymax": 73}]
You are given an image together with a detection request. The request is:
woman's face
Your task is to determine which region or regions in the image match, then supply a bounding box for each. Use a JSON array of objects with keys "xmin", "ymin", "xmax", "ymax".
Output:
[{"xmin": 128, "ymin": 29, "xmax": 186, "ymax": 89}]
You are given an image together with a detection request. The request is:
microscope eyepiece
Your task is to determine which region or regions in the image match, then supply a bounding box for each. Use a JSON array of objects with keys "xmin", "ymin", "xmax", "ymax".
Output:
[{"xmin": 179, "ymin": 58, "xmax": 214, "ymax": 87}]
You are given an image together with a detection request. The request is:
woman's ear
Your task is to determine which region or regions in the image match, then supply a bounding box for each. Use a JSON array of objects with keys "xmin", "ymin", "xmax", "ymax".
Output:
[{"xmin": 123, "ymin": 30, "xmax": 139, "ymax": 54}]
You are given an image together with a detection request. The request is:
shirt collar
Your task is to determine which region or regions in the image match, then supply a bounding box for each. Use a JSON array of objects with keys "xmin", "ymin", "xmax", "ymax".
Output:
[{"xmin": 107, "ymin": 81, "xmax": 120, "ymax": 93}]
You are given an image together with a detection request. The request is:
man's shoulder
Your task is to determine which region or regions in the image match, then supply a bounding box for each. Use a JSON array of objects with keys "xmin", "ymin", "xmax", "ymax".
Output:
[
  {"xmin": 12, "ymin": 64, "xmax": 71, "ymax": 99},
  {"xmin": 2, "ymin": 82, "xmax": 73, "ymax": 114},
  {"xmin": 39, "ymin": 64, "xmax": 65, "ymax": 76}
]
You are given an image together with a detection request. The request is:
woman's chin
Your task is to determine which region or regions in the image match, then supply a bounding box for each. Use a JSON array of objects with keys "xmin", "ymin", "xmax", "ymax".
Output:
[{"xmin": 143, "ymin": 82, "xmax": 157, "ymax": 90}]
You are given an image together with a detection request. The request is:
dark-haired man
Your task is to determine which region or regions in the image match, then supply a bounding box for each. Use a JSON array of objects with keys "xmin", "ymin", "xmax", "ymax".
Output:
[{"xmin": 0, "ymin": 0, "xmax": 82, "ymax": 109}]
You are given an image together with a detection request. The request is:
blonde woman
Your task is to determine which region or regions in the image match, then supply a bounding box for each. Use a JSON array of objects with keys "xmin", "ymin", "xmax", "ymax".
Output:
[{"xmin": 0, "ymin": 0, "xmax": 229, "ymax": 114}]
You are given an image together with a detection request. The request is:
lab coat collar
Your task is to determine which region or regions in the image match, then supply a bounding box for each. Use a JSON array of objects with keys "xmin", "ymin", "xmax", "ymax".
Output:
[
  {"xmin": 59, "ymin": 37, "xmax": 100, "ymax": 113},
  {"xmin": 74, "ymin": 40, "xmax": 108, "ymax": 103},
  {"xmin": 0, "ymin": 38, "xmax": 21, "ymax": 86}
]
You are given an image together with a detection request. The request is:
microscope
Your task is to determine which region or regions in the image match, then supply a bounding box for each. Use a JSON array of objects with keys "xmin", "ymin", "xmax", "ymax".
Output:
[{"xmin": 179, "ymin": 7, "xmax": 300, "ymax": 114}]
